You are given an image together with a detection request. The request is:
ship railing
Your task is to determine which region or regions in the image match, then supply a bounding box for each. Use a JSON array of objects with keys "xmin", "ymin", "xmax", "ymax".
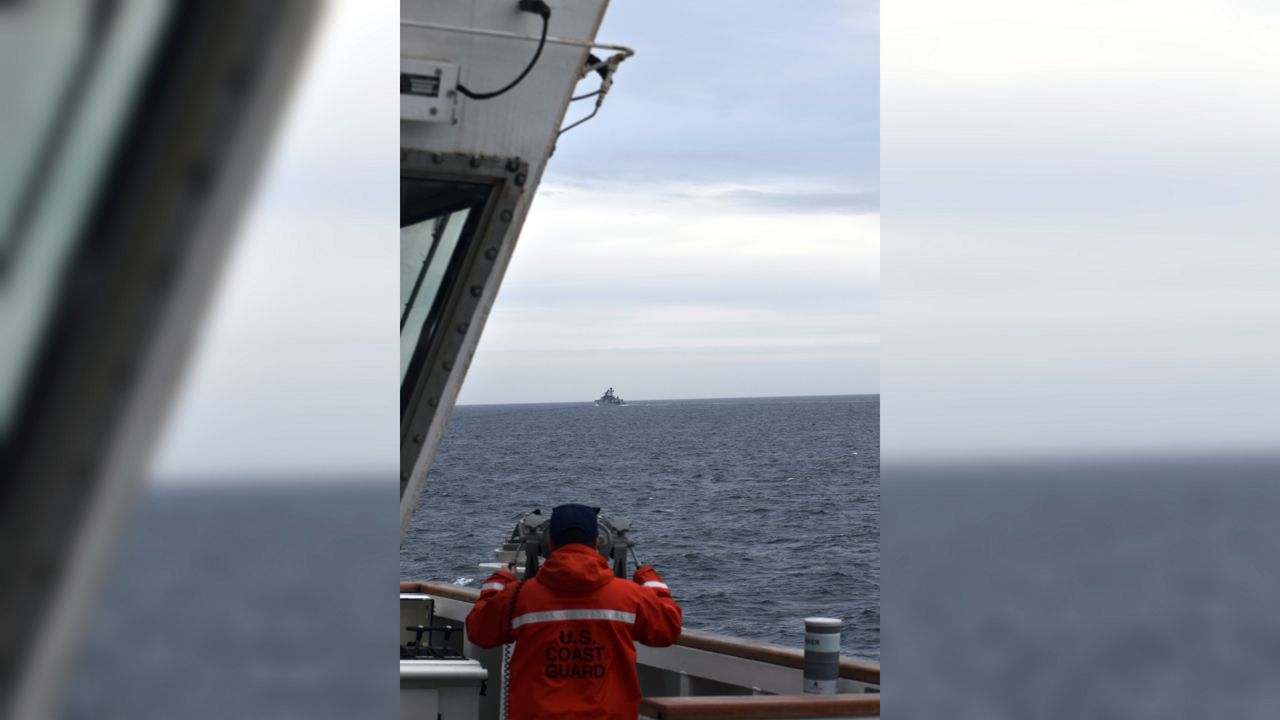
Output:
[
  {"xmin": 639, "ymin": 694, "xmax": 880, "ymax": 719},
  {"xmin": 401, "ymin": 581, "xmax": 880, "ymax": 719}
]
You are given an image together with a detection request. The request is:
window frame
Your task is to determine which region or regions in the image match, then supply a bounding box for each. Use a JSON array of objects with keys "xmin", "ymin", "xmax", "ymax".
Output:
[
  {"xmin": 399, "ymin": 150, "xmax": 528, "ymax": 506},
  {"xmin": 400, "ymin": 184, "xmax": 486, "ymax": 390}
]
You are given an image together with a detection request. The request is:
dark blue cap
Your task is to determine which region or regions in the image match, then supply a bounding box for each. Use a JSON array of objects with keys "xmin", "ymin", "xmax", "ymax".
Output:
[{"xmin": 549, "ymin": 504, "xmax": 598, "ymax": 546}]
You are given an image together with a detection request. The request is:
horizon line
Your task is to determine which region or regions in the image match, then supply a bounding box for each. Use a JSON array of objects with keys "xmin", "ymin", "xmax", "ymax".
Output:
[{"xmin": 455, "ymin": 391, "xmax": 880, "ymax": 407}]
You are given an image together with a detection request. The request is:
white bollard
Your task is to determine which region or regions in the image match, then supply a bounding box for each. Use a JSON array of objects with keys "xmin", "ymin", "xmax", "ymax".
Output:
[{"xmin": 802, "ymin": 617, "xmax": 842, "ymax": 694}]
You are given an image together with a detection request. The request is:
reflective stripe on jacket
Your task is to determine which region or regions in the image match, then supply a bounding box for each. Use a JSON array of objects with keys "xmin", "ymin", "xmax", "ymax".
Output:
[{"xmin": 466, "ymin": 544, "xmax": 683, "ymax": 720}]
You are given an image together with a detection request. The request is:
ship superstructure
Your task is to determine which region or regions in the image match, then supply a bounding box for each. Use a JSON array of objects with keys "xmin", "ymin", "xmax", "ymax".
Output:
[{"xmin": 595, "ymin": 387, "xmax": 625, "ymax": 405}]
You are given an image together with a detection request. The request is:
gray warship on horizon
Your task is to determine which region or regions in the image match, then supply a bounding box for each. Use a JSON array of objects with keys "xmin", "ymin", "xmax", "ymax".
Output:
[{"xmin": 595, "ymin": 387, "xmax": 626, "ymax": 406}]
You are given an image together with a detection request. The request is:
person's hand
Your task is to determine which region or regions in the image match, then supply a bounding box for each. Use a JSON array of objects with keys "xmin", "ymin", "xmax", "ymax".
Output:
[{"xmin": 633, "ymin": 565, "xmax": 672, "ymax": 595}]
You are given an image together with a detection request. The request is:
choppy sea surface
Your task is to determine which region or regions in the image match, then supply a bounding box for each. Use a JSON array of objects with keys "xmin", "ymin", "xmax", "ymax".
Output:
[
  {"xmin": 886, "ymin": 457, "xmax": 1280, "ymax": 718},
  {"xmin": 63, "ymin": 483, "xmax": 396, "ymax": 719},
  {"xmin": 60, "ymin": 395, "xmax": 875, "ymax": 718},
  {"xmin": 63, "ymin": 443, "xmax": 1280, "ymax": 717},
  {"xmin": 401, "ymin": 394, "xmax": 881, "ymax": 660}
]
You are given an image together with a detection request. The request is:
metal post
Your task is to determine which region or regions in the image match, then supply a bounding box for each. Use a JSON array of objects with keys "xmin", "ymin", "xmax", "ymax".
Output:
[{"xmin": 802, "ymin": 617, "xmax": 842, "ymax": 694}]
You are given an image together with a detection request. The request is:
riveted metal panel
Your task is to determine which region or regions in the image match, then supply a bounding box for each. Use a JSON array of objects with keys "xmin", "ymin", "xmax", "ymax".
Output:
[{"xmin": 399, "ymin": 151, "xmax": 527, "ymax": 536}]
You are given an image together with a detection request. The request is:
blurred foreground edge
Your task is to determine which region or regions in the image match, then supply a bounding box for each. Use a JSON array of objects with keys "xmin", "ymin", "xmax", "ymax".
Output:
[{"xmin": 0, "ymin": 2, "xmax": 320, "ymax": 717}]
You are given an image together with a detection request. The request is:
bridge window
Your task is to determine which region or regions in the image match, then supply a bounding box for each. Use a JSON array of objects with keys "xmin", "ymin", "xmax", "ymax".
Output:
[{"xmin": 400, "ymin": 178, "xmax": 490, "ymax": 402}]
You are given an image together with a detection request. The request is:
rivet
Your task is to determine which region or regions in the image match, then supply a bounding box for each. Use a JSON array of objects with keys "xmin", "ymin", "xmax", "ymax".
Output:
[
  {"xmin": 506, "ymin": 158, "xmax": 521, "ymax": 172},
  {"xmin": 457, "ymin": 322, "xmax": 469, "ymax": 334},
  {"xmin": 428, "ymin": 397, "xmax": 439, "ymax": 408},
  {"xmin": 513, "ymin": 173, "xmax": 526, "ymax": 186},
  {"xmin": 429, "ymin": 106, "xmax": 438, "ymax": 116},
  {"xmin": 470, "ymin": 285, "xmax": 484, "ymax": 297},
  {"xmin": 413, "ymin": 434, "xmax": 423, "ymax": 444},
  {"xmin": 470, "ymin": 156, "xmax": 482, "ymax": 168},
  {"xmin": 484, "ymin": 248, "xmax": 498, "ymax": 261},
  {"xmin": 442, "ymin": 360, "xmax": 454, "ymax": 371},
  {"xmin": 500, "ymin": 209, "xmax": 513, "ymax": 222},
  {"xmin": 432, "ymin": 153, "xmax": 444, "ymax": 164}
]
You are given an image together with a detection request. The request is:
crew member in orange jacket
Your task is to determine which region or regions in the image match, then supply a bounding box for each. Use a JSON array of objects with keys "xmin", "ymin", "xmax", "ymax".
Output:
[{"xmin": 466, "ymin": 504, "xmax": 683, "ymax": 720}]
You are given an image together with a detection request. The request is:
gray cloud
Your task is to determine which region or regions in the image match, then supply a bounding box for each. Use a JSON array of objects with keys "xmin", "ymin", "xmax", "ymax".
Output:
[
  {"xmin": 704, "ymin": 188, "xmax": 879, "ymax": 214},
  {"xmin": 550, "ymin": 0, "xmax": 879, "ymax": 194}
]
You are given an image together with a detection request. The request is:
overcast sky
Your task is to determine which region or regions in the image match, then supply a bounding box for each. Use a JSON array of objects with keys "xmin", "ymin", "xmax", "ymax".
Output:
[
  {"xmin": 151, "ymin": 0, "xmax": 879, "ymax": 478},
  {"xmin": 881, "ymin": 0, "xmax": 1280, "ymax": 460},
  {"xmin": 459, "ymin": 0, "xmax": 880, "ymax": 403}
]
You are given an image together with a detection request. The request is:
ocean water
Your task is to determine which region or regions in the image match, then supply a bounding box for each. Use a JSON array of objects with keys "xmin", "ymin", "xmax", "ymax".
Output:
[
  {"xmin": 400, "ymin": 394, "xmax": 881, "ymax": 660},
  {"xmin": 885, "ymin": 457, "xmax": 1280, "ymax": 718},
  {"xmin": 59, "ymin": 395, "xmax": 875, "ymax": 718},
  {"xmin": 62, "ymin": 483, "xmax": 397, "ymax": 719},
  {"xmin": 61, "ymin": 445, "xmax": 1280, "ymax": 716}
]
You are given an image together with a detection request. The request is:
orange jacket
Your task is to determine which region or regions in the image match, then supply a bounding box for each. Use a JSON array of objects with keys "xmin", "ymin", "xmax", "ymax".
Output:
[{"xmin": 466, "ymin": 544, "xmax": 683, "ymax": 720}]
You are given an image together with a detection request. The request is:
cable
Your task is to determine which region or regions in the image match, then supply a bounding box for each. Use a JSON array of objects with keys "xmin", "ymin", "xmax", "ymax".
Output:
[
  {"xmin": 557, "ymin": 50, "xmax": 628, "ymax": 137},
  {"xmin": 502, "ymin": 578, "xmax": 526, "ymax": 720},
  {"xmin": 457, "ymin": 2, "xmax": 550, "ymax": 101},
  {"xmin": 571, "ymin": 53, "xmax": 609, "ymax": 102},
  {"xmin": 501, "ymin": 644, "xmax": 512, "ymax": 719}
]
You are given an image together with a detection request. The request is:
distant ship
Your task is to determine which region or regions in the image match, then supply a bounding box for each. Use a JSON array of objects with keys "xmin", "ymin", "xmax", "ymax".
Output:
[{"xmin": 595, "ymin": 387, "xmax": 626, "ymax": 405}]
